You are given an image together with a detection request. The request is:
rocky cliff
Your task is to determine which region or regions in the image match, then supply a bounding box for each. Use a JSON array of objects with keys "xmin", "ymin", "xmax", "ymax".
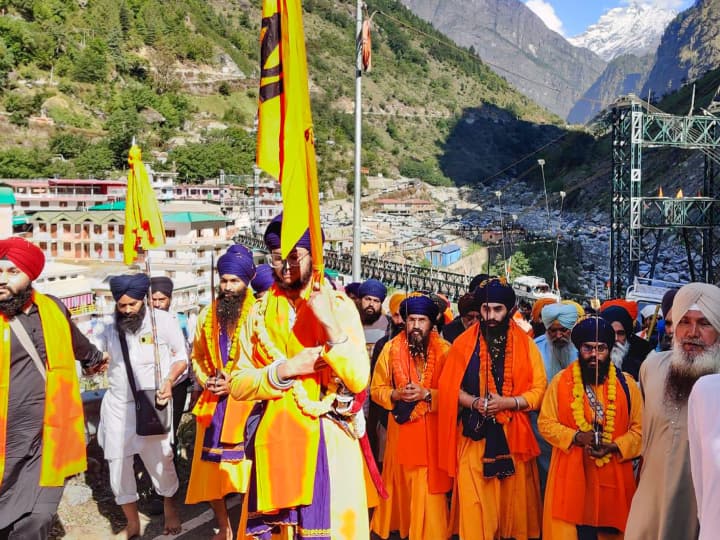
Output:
[
  {"xmin": 399, "ymin": 0, "xmax": 607, "ymax": 119},
  {"xmin": 642, "ymin": 0, "xmax": 720, "ymax": 101}
]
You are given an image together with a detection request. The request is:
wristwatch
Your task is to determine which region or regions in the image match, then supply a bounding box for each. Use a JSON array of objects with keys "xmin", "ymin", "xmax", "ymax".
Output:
[{"xmin": 423, "ymin": 390, "xmax": 432, "ymax": 403}]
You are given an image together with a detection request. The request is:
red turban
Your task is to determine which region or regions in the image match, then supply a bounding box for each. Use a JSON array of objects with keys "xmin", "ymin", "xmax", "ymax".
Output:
[{"xmin": 0, "ymin": 237, "xmax": 45, "ymax": 281}]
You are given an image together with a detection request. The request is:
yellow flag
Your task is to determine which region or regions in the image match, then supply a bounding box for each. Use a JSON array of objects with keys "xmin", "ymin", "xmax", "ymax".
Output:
[
  {"xmin": 257, "ymin": 0, "xmax": 323, "ymax": 273},
  {"xmin": 123, "ymin": 144, "xmax": 166, "ymax": 264}
]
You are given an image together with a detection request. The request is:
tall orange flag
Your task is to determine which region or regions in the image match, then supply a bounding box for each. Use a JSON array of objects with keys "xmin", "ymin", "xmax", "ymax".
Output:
[
  {"xmin": 123, "ymin": 144, "xmax": 166, "ymax": 264},
  {"xmin": 257, "ymin": 0, "xmax": 323, "ymax": 274}
]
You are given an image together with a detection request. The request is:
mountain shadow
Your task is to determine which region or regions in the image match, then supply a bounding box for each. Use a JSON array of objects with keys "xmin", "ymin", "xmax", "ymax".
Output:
[{"xmin": 439, "ymin": 104, "xmax": 567, "ymax": 186}]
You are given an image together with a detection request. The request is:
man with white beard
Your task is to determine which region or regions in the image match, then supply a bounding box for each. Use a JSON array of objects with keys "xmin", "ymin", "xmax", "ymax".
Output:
[
  {"xmin": 599, "ymin": 305, "xmax": 652, "ymax": 380},
  {"xmin": 531, "ymin": 302, "xmax": 581, "ymax": 494},
  {"xmin": 625, "ymin": 282, "xmax": 720, "ymax": 540}
]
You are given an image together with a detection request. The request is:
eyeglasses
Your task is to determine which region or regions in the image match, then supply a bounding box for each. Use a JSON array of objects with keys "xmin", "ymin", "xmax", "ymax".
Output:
[
  {"xmin": 580, "ymin": 343, "xmax": 609, "ymax": 354},
  {"xmin": 268, "ymin": 250, "xmax": 309, "ymax": 269}
]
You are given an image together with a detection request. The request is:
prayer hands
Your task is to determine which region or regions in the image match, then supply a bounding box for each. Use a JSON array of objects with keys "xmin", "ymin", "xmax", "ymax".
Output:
[
  {"xmin": 397, "ymin": 383, "xmax": 427, "ymax": 402},
  {"xmin": 206, "ymin": 370, "xmax": 230, "ymax": 397},
  {"xmin": 279, "ymin": 346, "xmax": 325, "ymax": 379}
]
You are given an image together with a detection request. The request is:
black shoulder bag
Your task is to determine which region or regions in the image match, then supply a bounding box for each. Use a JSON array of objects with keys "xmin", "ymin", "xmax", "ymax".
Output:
[{"xmin": 118, "ymin": 332, "xmax": 171, "ymax": 436}]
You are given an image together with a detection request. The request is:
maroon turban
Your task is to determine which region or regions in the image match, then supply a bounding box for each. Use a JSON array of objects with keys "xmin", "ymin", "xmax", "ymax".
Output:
[{"xmin": 0, "ymin": 237, "xmax": 45, "ymax": 280}]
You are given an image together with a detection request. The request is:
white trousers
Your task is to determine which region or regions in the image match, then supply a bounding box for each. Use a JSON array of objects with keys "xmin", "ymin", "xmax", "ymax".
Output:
[{"xmin": 107, "ymin": 441, "xmax": 179, "ymax": 505}]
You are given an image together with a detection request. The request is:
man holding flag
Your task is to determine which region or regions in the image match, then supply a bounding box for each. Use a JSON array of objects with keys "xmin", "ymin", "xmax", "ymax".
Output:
[{"xmin": 231, "ymin": 215, "xmax": 370, "ymax": 539}]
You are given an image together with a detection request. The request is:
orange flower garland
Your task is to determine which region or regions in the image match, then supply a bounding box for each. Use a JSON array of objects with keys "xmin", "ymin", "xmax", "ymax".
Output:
[{"xmin": 571, "ymin": 361, "xmax": 618, "ymax": 467}]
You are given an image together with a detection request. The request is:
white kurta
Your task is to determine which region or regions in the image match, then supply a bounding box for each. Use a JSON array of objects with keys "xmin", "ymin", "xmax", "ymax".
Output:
[
  {"xmin": 688, "ymin": 373, "xmax": 720, "ymax": 540},
  {"xmin": 95, "ymin": 309, "xmax": 188, "ymax": 459}
]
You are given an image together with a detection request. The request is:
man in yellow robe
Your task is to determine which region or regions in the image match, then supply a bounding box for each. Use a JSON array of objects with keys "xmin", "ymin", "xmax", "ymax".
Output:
[
  {"xmin": 370, "ymin": 294, "xmax": 451, "ymax": 539},
  {"xmin": 539, "ymin": 316, "xmax": 642, "ymax": 540},
  {"xmin": 230, "ymin": 214, "xmax": 370, "ymax": 540},
  {"xmin": 437, "ymin": 278, "xmax": 547, "ymax": 540},
  {"xmin": 185, "ymin": 244, "xmax": 256, "ymax": 540}
]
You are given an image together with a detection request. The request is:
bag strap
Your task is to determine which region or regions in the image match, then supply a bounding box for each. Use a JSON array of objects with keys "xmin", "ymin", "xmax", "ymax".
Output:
[
  {"xmin": 9, "ymin": 317, "xmax": 46, "ymax": 382},
  {"xmin": 118, "ymin": 331, "xmax": 140, "ymax": 400}
]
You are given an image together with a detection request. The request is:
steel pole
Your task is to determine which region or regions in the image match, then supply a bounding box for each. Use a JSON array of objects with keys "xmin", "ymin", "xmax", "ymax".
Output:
[{"xmin": 352, "ymin": 0, "xmax": 363, "ymax": 281}]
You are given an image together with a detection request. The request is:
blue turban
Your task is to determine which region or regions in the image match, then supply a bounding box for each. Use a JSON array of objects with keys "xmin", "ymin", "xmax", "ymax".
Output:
[
  {"xmin": 344, "ymin": 282, "xmax": 361, "ymax": 297},
  {"xmin": 217, "ymin": 244, "xmax": 256, "ymax": 285},
  {"xmin": 541, "ymin": 303, "xmax": 579, "ymax": 330},
  {"xmin": 475, "ymin": 278, "xmax": 515, "ymax": 311},
  {"xmin": 264, "ymin": 213, "xmax": 324, "ymax": 252},
  {"xmin": 600, "ymin": 305, "xmax": 633, "ymax": 336},
  {"xmin": 251, "ymin": 263, "xmax": 275, "ymax": 294},
  {"xmin": 571, "ymin": 316, "xmax": 615, "ymax": 350},
  {"xmin": 359, "ymin": 279, "xmax": 387, "ymax": 302},
  {"xmin": 110, "ymin": 273, "xmax": 150, "ymax": 302},
  {"xmin": 399, "ymin": 295, "xmax": 439, "ymax": 323}
]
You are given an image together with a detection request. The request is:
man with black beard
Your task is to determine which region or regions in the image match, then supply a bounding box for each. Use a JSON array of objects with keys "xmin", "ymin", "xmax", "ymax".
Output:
[
  {"xmin": 370, "ymin": 294, "xmax": 451, "ymax": 539},
  {"xmin": 538, "ymin": 316, "xmax": 642, "ymax": 539},
  {"xmin": 437, "ymin": 278, "xmax": 547, "ymax": 540},
  {"xmin": 0, "ymin": 238, "xmax": 106, "ymax": 540},
  {"xmin": 95, "ymin": 273, "xmax": 187, "ymax": 539},
  {"xmin": 626, "ymin": 282, "xmax": 720, "ymax": 540},
  {"xmin": 185, "ymin": 244, "xmax": 256, "ymax": 540},
  {"xmin": 358, "ymin": 278, "xmax": 390, "ymax": 358}
]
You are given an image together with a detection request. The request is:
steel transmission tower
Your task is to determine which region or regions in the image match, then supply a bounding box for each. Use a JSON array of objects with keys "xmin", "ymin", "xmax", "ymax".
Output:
[{"xmin": 610, "ymin": 96, "xmax": 720, "ymax": 298}]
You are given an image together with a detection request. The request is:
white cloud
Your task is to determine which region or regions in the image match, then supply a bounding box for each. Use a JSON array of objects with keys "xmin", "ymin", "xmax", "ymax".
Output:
[{"xmin": 525, "ymin": 0, "xmax": 565, "ymax": 36}]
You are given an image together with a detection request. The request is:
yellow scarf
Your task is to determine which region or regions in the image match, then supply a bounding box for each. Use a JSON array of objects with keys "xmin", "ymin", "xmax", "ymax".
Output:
[{"xmin": 0, "ymin": 291, "xmax": 86, "ymax": 487}]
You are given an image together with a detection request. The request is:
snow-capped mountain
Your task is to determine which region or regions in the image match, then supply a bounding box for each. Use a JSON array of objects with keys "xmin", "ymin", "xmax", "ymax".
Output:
[{"xmin": 568, "ymin": 3, "xmax": 678, "ymax": 61}]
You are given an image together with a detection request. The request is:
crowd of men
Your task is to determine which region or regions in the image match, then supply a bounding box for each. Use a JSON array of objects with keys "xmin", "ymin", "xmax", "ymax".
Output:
[{"xmin": 1, "ymin": 220, "xmax": 720, "ymax": 540}]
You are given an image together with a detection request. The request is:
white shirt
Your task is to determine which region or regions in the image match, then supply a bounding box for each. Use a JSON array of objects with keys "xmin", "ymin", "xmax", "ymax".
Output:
[
  {"xmin": 94, "ymin": 309, "xmax": 188, "ymax": 458},
  {"xmin": 688, "ymin": 373, "xmax": 720, "ymax": 540}
]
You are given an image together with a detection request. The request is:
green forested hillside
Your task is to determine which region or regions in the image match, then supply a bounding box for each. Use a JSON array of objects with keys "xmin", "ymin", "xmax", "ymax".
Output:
[{"xmin": 0, "ymin": 0, "xmax": 562, "ymax": 190}]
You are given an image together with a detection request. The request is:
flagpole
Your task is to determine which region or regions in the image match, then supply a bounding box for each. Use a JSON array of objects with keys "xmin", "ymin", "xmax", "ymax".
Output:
[{"xmin": 352, "ymin": 0, "xmax": 363, "ymax": 281}]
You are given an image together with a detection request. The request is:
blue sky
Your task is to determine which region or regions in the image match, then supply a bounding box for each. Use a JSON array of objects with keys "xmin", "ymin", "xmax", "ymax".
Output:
[{"xmin": 523, "ymin": 0, "xmax": 696, "ymax": 37}]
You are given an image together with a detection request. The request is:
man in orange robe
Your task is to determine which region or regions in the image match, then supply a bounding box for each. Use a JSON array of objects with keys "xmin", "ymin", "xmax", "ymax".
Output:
[
  {"xmin": 185, "ymin": 244, "xmax": 256, "ymax": 540},
  {"xmin": 370, "ymin": 294, "xmax": 451, "ymax": 539},
  {"xmin": 538, "ymin": 316, "xmax": 642, "ymax": 540},
  {"xmin": 0, "ymin": 238, "xmax": 107, "ymax": 539},
  {"xmin": 437, "ymin": 278, "xmax": 546, "ymax": 540},
  {"xmin": 230, "ymin": 215, "xmax": 370, "ymax": 540}
]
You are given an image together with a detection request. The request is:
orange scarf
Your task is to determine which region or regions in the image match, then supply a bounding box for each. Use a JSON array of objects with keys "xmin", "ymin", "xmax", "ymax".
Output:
[
  {"xmin": 551, "ymin": 362, "xmax": 635, "ymax": 531},
  {"xmin": 437, "ymin": 320, "xmax": 539, "ymax": 478},
  {"xmin": 192, "ymin": 291, "xmax": 255, "ymax": 435},
  {"xmin": 389, "ymin": 331, "xmax": 452, "ymax": 494},
  {"xmin": 0, "ymin": 291, "xmax": 86, "ymax": 487}
]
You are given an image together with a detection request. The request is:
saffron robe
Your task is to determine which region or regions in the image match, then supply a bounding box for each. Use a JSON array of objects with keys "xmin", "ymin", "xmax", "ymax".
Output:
[
  {"xmin": 186, "ymin": 302, "xmax": 254, "ymax": 504},
  {"xmin": 538, "ymin": 363, "xmax": 643, "ymax": 539},
  {"xmin": 437, "ymin": 320, "xmax": 547, "ymax": 540},
  {"xmin": 370, "ymin": 331, "xmax": 451, "ymax": 540},
  {"xmin": 626, "ymin": 351, "xmax": 699, "ymax": 540},
  {"xmin": 231, "ymin": 283, "xmax": 370, "ymax": 540}
]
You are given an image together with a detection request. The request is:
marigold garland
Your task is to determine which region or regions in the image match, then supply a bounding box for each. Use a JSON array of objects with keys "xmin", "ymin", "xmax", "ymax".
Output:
[
  {"xmin": 390, "ymin": 332, "xmax": 440, "ymax": 422},
  {"xmin": 571, "ymin": 361, "xmax": 618, "ymax": 467},
  {"xmin": 478, "ymin": 332, "xmax": 514, "ymax": 424}
]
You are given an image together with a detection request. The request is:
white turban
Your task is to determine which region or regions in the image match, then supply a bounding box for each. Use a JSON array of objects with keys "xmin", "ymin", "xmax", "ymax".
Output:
[
  {"xmin": 671, "ymin": 283, "xmax": 720, "ymax": 333},
  {"xmin": 541, "ymin": 302, "xmax": 580, "ymax": 330}
]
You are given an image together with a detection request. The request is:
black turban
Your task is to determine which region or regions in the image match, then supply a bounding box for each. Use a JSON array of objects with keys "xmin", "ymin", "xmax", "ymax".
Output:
[
  {"xmin": 468, "ymin": 273, "xmax": 490, "ymax": 292},
  {"xmin": 110, "ymin": 273, "xmax": 150, "ymax": 302},
  {"xmin": 475, "ymin": 278, "xmax": 516, "ymax": 311},
  {"xmin": 661, "ymin": 289, "xmax": 678, "ymax": 320},
  {"xmin": 571, "ymin": 316, "xmax": 615, "ymax": 350},
  {"xmin": 399, "ymin": 295, "xmax": 439, "ymax": 323},
  {"xmin": 600, "ymin": 305, "xmax": 633, "ymax": 337},
  {"xmin": 150, "ymin": 276, "xmax": 174, "ymax": 297}
]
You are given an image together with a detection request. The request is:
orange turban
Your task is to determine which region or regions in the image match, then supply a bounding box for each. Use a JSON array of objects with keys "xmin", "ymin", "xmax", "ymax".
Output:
[
  {"xmin": 531, "ymin": 297, "xmax": 556, "ymax": 323},
  {"xmin": 0, "ymin": 237, "xmax": 45, "ymax": 280},
  {"xmin": 388, "ymin": 292, "xmax": 406, "ymax": 315},
  {"xmin": 600, "ymin": 298, "xmax": 638, "ymax": 322}
]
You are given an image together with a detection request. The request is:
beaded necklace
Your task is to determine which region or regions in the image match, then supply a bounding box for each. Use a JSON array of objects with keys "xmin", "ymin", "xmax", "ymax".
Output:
[{"xmin": 571, "ymin": 361, "xmax": 618, "ymax": 467}]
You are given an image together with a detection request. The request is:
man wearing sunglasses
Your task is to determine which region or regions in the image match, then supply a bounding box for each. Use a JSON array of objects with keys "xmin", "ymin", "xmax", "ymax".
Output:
[{"xmin": 538, "ymin": 316, "xmax": 642, "ymax": 540}]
